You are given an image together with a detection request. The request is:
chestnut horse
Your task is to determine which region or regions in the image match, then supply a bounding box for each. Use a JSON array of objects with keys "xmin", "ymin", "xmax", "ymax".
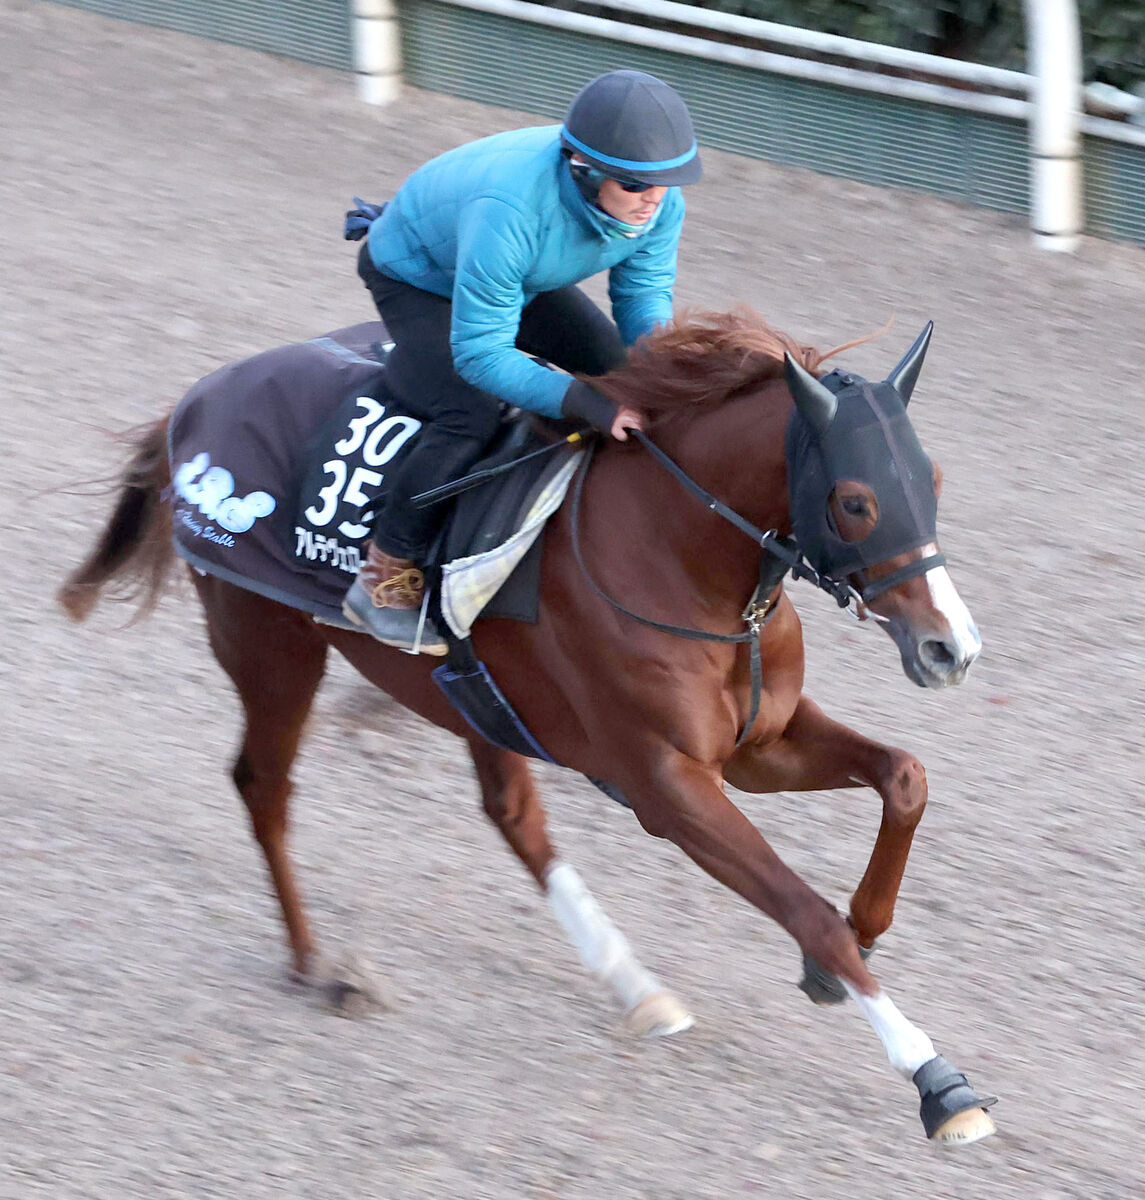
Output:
[{"xmin": 59, "ymin": 311, "xmax": 995, "ymax": 1143}]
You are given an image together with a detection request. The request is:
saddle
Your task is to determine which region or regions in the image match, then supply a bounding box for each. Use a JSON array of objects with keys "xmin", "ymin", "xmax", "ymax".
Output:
[
  {"xmin": 290, "ymin": 349, "xmax": 586, "ymax": 764},
  {"xmin": 293, "ymin": 343, "xmax": 582, "ymax": 634}
]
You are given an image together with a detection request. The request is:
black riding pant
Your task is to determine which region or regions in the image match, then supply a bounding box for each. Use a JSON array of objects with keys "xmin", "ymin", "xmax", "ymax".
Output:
[{"xmin": 357, "ymin": 243, "xmax": 624, "ymax": 559}]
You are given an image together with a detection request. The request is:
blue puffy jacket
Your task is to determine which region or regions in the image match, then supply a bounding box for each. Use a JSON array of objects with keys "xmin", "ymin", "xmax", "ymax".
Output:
[{"xmin": 366, "ymin": 125, "xmax": 685, "ymax": 417}]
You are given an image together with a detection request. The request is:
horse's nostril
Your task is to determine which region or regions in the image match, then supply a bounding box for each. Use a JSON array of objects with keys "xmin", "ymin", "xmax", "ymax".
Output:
[{"xmin": 920, "ymin": 639, "xmax": 957, "ymax": 670}]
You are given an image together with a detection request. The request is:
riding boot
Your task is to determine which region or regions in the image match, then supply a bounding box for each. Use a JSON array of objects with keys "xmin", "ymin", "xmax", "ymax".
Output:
[{"xmin": 342, "ymin": 544, "xmax": 448, "ymax": 655}]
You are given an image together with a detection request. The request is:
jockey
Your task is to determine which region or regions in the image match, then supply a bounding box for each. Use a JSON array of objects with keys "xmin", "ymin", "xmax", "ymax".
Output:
[{"xmin": 342, "ymin": 69, "xmax": 703, "ymax": 653}]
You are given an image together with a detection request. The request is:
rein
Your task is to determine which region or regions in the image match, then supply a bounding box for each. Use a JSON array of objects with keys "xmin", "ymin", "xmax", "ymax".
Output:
[
  {"xmin": 568, "ymin": 428, "xmax": 933, "ymax": 749},
  {"xmin": 570, "ymin": 434, "xmax": 804, "ymax": 750},
  {"xmin": 629, "ymin": 430, "xmax": 864, "ymax": 610}
]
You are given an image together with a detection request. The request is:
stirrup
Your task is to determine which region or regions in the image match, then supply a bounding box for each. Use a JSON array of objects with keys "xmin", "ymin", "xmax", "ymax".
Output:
[
  {"xmin": 406, "ymin": 587, "xmax": 440, "ymax": 656},
  {"xmin": 341, "ymin": 574, "xmax": 447, "ymax": 655}
]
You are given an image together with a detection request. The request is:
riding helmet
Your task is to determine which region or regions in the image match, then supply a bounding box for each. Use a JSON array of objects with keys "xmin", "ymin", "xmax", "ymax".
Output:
[{"xmin": 560, "ymin": 69, "xmax": 703, "ymax": 187}]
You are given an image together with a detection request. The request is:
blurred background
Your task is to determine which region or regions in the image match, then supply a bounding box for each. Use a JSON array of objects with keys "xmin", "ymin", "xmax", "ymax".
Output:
[{"xmin": 2, "ymin": 2, "xmax": 1143, "ymax": 1197}]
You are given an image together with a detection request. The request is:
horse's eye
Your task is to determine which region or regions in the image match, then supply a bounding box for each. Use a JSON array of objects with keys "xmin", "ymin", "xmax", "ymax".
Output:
[{"xmin": 841, "ymin": 497, "xmax": 866, "ymax": 517}]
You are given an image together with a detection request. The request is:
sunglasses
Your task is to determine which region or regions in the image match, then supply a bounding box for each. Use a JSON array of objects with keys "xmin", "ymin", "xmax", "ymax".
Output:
[{"xmin": 570, "ymin": 160, "xmax": 658, "ymax": 194}]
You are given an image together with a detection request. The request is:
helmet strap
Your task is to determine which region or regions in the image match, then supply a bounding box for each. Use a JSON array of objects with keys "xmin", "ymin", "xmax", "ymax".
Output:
[{"xmin": 567, "ymin": 155, "xmax": 604, "ymax": 202}]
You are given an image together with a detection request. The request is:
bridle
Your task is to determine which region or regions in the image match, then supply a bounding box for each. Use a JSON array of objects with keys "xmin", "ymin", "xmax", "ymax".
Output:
[{"xmin": 569, "ymin": 428, "xmax": 942, "ymax": 747}]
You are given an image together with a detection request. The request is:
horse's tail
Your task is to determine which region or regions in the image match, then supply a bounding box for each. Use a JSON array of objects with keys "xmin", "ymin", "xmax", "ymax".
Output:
[{"xmin": 57, "ymin": 414, "xmax": 176, "ymax": 623}]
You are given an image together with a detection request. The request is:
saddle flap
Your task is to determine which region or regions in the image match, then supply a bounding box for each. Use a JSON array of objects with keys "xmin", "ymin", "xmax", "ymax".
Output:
[
  {"xmin": 436, "ymin": 418, "xmax": 562, "ymax": 563},
  {"xmin": 434, "ymin": 441, "xmax": 583, "ymax": 639}
]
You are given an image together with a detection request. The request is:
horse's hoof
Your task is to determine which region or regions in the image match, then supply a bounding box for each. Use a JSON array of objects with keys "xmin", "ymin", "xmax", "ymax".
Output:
[
  {"xmin": 914, "ymin": 1054, "xmax": 998, "ymax": 1145},
  {"xmin": 797, "ymin": 957, "xmax": 847, "ymax": 1005},
  {"xmin": 930, "ymin": 1106, "xmax": 997, "ymax": 1146},
  {"xmin": 287, "ymin": 958, "xmax": 323, "ymax": 990},
  {"xmin": 324, "ymin": 976, "xmax": 380, "ymax": 1018},
  {"xmin": 625, "ymin": 992, "xmax": 695, "ymax": 1037},
  {"xmin": 327, "ymin": 954, "xmax": 395, "ymax": 1018}
]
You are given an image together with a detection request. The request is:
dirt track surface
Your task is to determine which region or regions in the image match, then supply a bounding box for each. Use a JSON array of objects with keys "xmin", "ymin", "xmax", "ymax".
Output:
[{"xmin": 3, "ymin": 3, "xmax": 1144, "ymax": 1197}]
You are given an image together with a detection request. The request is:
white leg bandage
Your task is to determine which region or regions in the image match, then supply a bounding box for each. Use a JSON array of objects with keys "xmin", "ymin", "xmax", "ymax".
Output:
[
  {"xmin": 545, "ymin": 861, "xmax": 661, "ymax": 1012},
  {"xmin": 844, "ymin": 983, "xmax": 937, "ymax": 1079}
]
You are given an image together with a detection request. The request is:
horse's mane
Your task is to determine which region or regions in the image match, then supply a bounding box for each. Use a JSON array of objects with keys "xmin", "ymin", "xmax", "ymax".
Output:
[{"xmin": 591, "ymin": 308, "xmax": 869, "ymax": 421}]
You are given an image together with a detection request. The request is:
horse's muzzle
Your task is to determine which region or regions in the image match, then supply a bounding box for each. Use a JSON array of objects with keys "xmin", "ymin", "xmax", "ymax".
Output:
[{"xmin": 891, "ymin": 622, "xmax": 982, "ymax": 689}]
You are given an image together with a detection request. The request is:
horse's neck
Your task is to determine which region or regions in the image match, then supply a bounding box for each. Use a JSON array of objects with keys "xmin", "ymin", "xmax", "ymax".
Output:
[
  {"xmin": 658, "ymin": 380, "xmax": 793, "ymax": 532},
  {"xmin": 584, "ymin": 382, "xmax": 792, "ymax": 618}
]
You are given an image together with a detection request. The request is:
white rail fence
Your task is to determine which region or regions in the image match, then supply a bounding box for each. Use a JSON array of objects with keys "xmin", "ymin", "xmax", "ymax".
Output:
[
  {"xmin": 52, "ymin": 0, "xmax": 1145, "ymax": 249},
  {"xmin": 356, "ymin": 0, "xmax": 1145, "ymax": 252}
]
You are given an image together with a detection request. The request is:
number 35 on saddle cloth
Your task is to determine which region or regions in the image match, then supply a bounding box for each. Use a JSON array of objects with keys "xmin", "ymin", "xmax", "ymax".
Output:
[{"xmin": 167, "ymin": 322, "xmax": 583, "ymax": 640}]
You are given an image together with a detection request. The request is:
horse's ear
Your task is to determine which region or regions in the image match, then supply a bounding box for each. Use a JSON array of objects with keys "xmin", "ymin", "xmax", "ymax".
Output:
[
  {"xmin": 885, "ymin": 321, "xmax": 934, "ymax": 406},
  {"xmin": 784, "ymin": 352, "xmax": 837, "ymax": 435}
]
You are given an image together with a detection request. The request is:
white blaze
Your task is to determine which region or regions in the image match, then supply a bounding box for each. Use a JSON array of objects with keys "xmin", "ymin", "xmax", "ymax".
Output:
[{"xmin": 927, "ymin": 567, "xmax": 982, "ymax": 662}]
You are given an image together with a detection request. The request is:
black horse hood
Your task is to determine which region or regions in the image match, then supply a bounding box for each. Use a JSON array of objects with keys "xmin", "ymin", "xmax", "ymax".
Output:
[{"xmin": 783, "ymin": 326, "xmax": 939, "ymax": 580}]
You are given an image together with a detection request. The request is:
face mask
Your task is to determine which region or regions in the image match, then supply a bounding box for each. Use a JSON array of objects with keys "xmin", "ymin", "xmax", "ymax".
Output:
[{"xmin": 594, "ymin": 208, "xmax": 654, "ymax": 240}]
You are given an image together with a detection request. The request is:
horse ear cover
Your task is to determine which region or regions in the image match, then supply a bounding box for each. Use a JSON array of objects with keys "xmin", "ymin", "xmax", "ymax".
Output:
[
  {"xmin": 885, "ymin": 322, "xmax": 934, "ymax": 406},
  {"xmin": 784, "ymin": 353, "xmax": 837, "ymax": 436}
]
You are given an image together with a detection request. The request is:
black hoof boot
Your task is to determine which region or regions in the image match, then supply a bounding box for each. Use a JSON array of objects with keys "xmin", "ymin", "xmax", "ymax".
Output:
[
  {"xmin": 797, "ymin": 940, "xmax": 876, "ymax": 1006},
  {"xmin": 914, "ymin": 1054, "xmax": 998, "ymax": 1144}
]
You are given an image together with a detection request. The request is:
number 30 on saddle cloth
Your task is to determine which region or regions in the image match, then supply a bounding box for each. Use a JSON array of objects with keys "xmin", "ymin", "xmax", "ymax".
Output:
[{"xmin": 167, "ymin": 322, "xmax": 582, "ymax": 637}]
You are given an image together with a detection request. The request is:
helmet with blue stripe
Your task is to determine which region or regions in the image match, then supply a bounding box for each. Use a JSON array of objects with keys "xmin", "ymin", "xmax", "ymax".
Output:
[{"xmin": 560, "ymin": 69, "xmax": 703, "ymax": 188}]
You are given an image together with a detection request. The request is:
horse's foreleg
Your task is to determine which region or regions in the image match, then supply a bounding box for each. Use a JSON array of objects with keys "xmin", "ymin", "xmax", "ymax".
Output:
[
  {"xmin": 842, "ymin": 981, "xmax": 997, "ymax": 1143},
  {"xmin": 726, "ymin": 696, "xmax": 926, "ymax": 950},
  {"xmin": 467, "ymin": 740, "xmax": 692, "ymax": 1035},
  {"xmin": 625, "ymin": 752, "xmax": 995, "ymax": 1143},
  {"xmin": 197, "ymin": 577, "xmax": 328, "ymax": 979},
  {"xmin": 628, "ymin": 750, "xmax": 876, "ymax": 988}
]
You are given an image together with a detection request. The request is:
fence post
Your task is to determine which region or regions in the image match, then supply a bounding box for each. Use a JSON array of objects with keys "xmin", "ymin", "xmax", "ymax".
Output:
[
  {"xmin": 352, "ymin": 0, "xmax": 402, "ymax": 105},
  {"xmin": 1025, "ymin": 0, "xmax": 1083, "ymax": 251}
]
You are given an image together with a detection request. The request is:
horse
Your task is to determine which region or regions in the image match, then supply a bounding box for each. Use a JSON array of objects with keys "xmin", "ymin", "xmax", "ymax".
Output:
[{"xmin": 58, "ymin": 309, "xmax": 995, "ymax": 1144}]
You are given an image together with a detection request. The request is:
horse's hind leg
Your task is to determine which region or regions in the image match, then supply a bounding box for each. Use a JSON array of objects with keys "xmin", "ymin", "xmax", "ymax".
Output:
[
  {"xmin": 195, "ymin": 575, "xmax": 328, "ymax": 980},
  {"xmin": 467, "ymin": 740, "xmax": 693, "ymax": 1036}
]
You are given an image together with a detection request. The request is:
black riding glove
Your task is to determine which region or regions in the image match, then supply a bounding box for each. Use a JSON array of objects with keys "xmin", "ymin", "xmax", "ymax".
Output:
[{"xmin": 561, "ymin": 380, "xmax": 618, "ymax": 433}]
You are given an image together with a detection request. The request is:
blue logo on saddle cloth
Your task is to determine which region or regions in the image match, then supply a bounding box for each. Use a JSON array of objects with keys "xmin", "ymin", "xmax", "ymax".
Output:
[
  {"xmin": 172, "ymin": 453, "xmax": 278, "ymax": 545},
  {"xmin": 167, "ymin": 328, "xmax": 407, "ymax": 624}
]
